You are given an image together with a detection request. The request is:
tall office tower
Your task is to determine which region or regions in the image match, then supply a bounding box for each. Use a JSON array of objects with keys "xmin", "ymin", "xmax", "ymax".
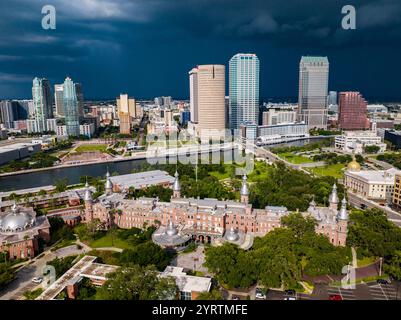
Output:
[
  {"xmin": 298, "ymin": 56, "xmax": 329, "ymax": 129},
  {"xmin": 189, "ymin": 65, "xmax": 225, "ymax": 136},
  {"xmin": 63, "ymin": 77, "xmax": 80, "ymax": 137},
  {"xmin": 117, "ymin": 94, "xmax": 136, "ymax": 134},
  {"xmin": 75, "ymin": 83, "xmax": 85, "ymax": 118},
  {"xmin": 162, "ymin": 96, "xmax": 172, "ymax": 106},
  {"xmin": 328, "ymin": 91, "xmax": 338, "ymax": 106},
  {"xmin": 229, "ymin": 53, "xmax": 260, "ymax": 130},
  {"xmin": 10, "ymin": 100, "xmax": 31, "ymax": 120},
  {"xmin": 54, "ymin": 84, "xmax": 64, "ymax": 116},
  {"xmin": 189, "ymin": 67, "xmax": 199, "ymax": 123},
  {"xmin": 32, "ymin": 77, "xmax": 52, "ymax": 132},
  {"xmin": 0, "ymin": 100, "xmax": 15, "ymax": 128},
  {"xmin": 338, "ymin": 92, "xmax": 369, "ymax": 130}
]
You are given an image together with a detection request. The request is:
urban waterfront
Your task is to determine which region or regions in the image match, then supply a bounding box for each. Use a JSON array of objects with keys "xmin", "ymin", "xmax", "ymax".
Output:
[{"xmin": 0, "ymin": 138, "xmax": 330, "ymax": 191}]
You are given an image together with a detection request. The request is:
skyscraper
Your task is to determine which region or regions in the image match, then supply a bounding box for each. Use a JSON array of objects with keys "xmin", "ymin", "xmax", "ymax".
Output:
[
  {"xmin": 32, "ymin": 77, "xmax": 52, "ymax": 132},
  {"xmin": 75, "ymin": 83, "xmax": 85, "ymax": 118},
  {"xmin": 327, "ymin": 91, "xmax": 338, "ymax": 106},
  {"xmin": 54, "ymin": 84, "xmax": 64, "ymax": 116},
  {"xmin": 12, "ymin": 100, "xmax": 32, "ymax": 120},
  {"xmin": 63, "ymin": 77, "xmax": 80, "ymax": 137},
  {"xmin": 117, "ymin": 94, "xmax": 137, "ymax": 135},
  {"xmin": 298, "ymin": 56, "xmax": 329, "ymax": 129},
  {"xmin": 189, "ymin": 68, "xmax": 199, "ymax": 123},
  {"xmin": 0, "ymin": 100, "xmax": 15, "ymax": 129},
  {"xmin": 338, "ymin": 92, "xmax": 369, "ymax": 130},
  {"xmin": 229, "ymin": 53, "xmax": 260, "ymax": 130},
  {"xmin": 188, "ymin": 65, "xmax": 225, "ymax": 136}
]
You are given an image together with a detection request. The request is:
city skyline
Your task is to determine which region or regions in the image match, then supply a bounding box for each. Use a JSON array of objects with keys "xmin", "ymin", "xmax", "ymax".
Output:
[{"xmin": 1, "ymin": 1, "xmax": 401, "ymax": 101}]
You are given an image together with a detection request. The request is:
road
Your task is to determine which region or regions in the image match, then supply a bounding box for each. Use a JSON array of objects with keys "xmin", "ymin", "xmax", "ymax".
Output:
[
  {"xmin": 311, "ymin": 282, "xmax": 401, "ymax": 300},
  {"xmin": 0, "ymin": 244, "xmax": 88, "ymax": 300}
]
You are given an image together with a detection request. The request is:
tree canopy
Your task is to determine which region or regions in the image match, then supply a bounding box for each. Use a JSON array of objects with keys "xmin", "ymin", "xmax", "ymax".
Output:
[
  {"xmin": 205, "ymin": 213, "xmax": 350, "ymax": 290},
  {"xmin": 96, "ymin": 265, "xmax": 177, "ymax": 300}
]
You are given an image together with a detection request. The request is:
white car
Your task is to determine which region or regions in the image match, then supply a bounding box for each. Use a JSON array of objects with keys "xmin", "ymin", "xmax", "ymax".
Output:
[
  {"xmin": 284, "ymin": 297, "xmax": 296, "ymax": 300},
  {"xmin": 32, "ymin": 277, "xmax": 43, "ymax": 284},
  {"xmin": 255, "ymin": 288, "xmax": 267, "ymax": 299}
]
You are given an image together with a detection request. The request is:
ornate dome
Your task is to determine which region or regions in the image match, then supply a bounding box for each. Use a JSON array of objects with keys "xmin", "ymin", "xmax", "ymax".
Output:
[
  {"xmin": 338, "ymin": 197, "xmax": 349, "ymax": 220},
  {"xmin": 0, "ymin": 204, "xmax": 36, "ymax": 233},
  {"xmin": 105, "ymin": 169, "xmax": 113, "ymax": 191},
  {"xmin": 240, "ymin": 175, "xmax": 249, "ymax": 196},
  {"xmin": 347, "ymin": 155, "xmax": 361, "ymax": 172},
  {"xmin": 173, "ymin": 171, "xmax": 181, "ymax": 192},
  {"xmin": 328, "ymin": 184, "xmax": 339, "ymax": 204},
  {"xmin": 84, "ymin": 181, "xmax": 92, "ymax": 201},
  {"xmin": 226, "ymin": 227, "xmax": 239, "ymax": 242},
  {"xmin": 165, "ymin": 220, "xmax": 178, "ymax": 236}
]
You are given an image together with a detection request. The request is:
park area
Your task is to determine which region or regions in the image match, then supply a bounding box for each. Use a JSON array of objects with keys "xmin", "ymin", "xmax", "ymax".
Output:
[
  {"xmin": 75, "ymin": 144, "xmax": 108, "ymax": 153},
  {"xmin": 306, "ymin": 163, "xmax": 346, "ymax": 179}
]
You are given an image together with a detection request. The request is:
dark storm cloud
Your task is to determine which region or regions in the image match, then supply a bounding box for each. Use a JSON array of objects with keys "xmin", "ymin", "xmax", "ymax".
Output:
[{"xmin": 0, "ymin": 0, "xmax": 401, "ymax": 99}]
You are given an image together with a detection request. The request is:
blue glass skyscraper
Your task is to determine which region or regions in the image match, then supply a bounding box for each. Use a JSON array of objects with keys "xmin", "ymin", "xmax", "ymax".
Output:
[
  {"xmin": 63, "ymin": 77, "xmax": 80, "ymax": 137},
  {"xmin": 229, "ymin": 53, "xmax": 260, "ymax": 130}
]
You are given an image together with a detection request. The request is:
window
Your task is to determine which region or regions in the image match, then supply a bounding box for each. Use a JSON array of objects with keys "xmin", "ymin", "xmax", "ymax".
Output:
[{"xmin": 180, "ymin": 291, "xmax": 191, "ymax": 300}]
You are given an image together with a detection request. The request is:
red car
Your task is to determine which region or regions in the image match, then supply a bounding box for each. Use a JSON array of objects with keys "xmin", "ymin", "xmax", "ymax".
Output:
[{"xmin": 329, "ymin": 294, "xmax": 343, "ymax": 301}]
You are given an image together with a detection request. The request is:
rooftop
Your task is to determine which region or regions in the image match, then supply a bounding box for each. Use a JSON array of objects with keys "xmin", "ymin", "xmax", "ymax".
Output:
[
  {"xmin": 345, "ymin": 168, "xmax": 401, "ymax": 184},
  {"xmin": 301, "ymin": 56, "xmax": 329, "ymax": 64},
  {"xmin": 109, "ymin": 170, "xmax": 175, "ymax": 190},
  {"xmin": 161, "ymin": 266, "xmax": 212, "ymax": 293}
]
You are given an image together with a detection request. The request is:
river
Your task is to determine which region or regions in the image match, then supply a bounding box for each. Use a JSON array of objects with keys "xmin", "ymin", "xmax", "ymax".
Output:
[
  {"xmin": 0, "ymin": 150, "xmax": 238, "ymax": 192},
  {"xmin": 0, "ymin": 138, "xmax": 331, "ymax": 192}
]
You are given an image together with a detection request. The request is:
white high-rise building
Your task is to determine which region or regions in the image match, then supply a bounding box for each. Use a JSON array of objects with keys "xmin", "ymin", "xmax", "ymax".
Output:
[
  {"xmin": 54, "ymin": 84, "xmax": 64, "ymax": 116},
  {"xmin": 298, "ymin": 56, "xmax": 329, "ymax": 129},
  {"xmin": 189, "ymin": 68, "xmax": 199, "ymax": 123},
  {"xmin": 229, "ymin": 53, "xmax": 260, "ymax": 130}
]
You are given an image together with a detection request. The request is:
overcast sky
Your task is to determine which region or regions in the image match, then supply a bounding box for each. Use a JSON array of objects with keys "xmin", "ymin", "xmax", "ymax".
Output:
[{"xmin": 0, "ymin": 0, "xmax": 401, "ymax": 101}]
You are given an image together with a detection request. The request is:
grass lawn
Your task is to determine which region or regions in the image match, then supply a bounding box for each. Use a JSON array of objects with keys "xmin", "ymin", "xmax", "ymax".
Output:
[
  {"xmin": 357, "ymin": 256, "xmax": 377, "ymax": 267},
  {"xmin": 209, "ymin": 170, "xmax": 231, "ymax": 180},
  {"xmin": 307, "ymin": 163, "xmax": 345, "ymax": 178},
  {"xmin": 75, "ymin": 144, "xmax": 108, "ymax": 153},
  {"xmin": 208, "ymin": 161, "xmax": 271, "ymax": 181},
  {"xmin": 89, "ymin": 232, "xmax": 134, "ymax": 249},
  {"xmin": 278, "ymin": 152, "xmax": 314, "ymax": 164}
]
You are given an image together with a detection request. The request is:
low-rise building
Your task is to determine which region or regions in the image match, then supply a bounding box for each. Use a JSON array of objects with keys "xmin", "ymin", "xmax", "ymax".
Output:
[
  {"xmin": 0, "ymin": 142, "xmax": 41, "ymax": 165},
  {"xmin": 160, "ymin": 266, "xmax": 212, "ymax": 300},
  {"xmin": 0, "ymin": 204, "xmax": 50, "ymax": 260},
  {"xmin": 335, "ymin": 130, "xmax": 386, "ymax": 154},
  {"xmin": 344, "ymin": 159, "xmax": 399, "ymax": 204},
  {"xmin": 109, "ymin": 170, "xmax": 175, "ymax": 193}
]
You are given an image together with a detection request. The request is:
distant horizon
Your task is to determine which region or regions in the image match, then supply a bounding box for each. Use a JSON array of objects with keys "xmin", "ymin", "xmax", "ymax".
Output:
[{"xmin": 2, "ymin": 96, "xmax": 401, "ymax": 105}]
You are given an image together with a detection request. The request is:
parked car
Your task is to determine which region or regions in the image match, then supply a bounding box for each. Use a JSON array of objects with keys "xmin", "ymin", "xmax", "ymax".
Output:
[
  {"xmin": 377, "ymin": 279, "xmax": 390, "ymax": 285},
  {"xmin": 32, "ymin": 277, "xmax": 43, "ymax": 284},
  {"xmin": 285, "ymin": 289, "xmax": 296, "ymax": 296},
  {"xmin": 284, "ymin": 297, "xmax": 296, "ymax": 300},
  {"xmin": 255, "ymin": 288, "xmax": 267, "ymax": 300},
  {"xmin": 232, "ymin": 295, "xmax": 240, "ymax": 300},
  {"xmin": 329, "ymin": 294, "xmax": 343, "ymax": 301}
]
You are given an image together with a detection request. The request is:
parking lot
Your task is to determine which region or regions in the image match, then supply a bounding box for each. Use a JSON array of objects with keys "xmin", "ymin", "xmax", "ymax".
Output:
[{"xmin": 311, "ymin": 282, "xmax": 400, "ymax": 300}]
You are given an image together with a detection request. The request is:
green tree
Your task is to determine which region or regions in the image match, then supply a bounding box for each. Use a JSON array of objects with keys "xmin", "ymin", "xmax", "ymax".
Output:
[
  {"xmin": 96, "ymin": 265, "xmax": 177, "ymax": 300},
  {"xmin": 55, "ymin": 178, "xmax": 69, "ymax": 193},
  {"xmin": 281, "ymin": 212, "xmax": 317, "ymax": 238},
  {"xmin": 384, "ymin": 250, "xmax": 401, "ymax": 281},
  {"xmin": 0, "ymin": 264, "xmax": 15, "ymax": 290},
  {"xmin": 119, "ymin": 242, "xmax": 171, "ymax": 270},
  {"xmin": 204, "ymin": 243, "xmax": 257, "ymax": 289},
  {"xmin": 196, "ymin": 289, "xmax": 223, "ymax": 300}
]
